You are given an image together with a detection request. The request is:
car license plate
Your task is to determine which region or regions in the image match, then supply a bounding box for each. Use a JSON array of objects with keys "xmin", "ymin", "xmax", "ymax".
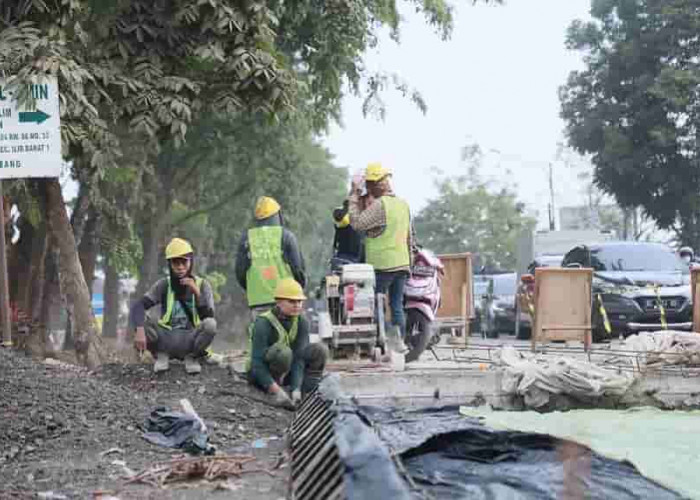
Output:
[
  {"xmin": 645, "ymin": 298, "xmax": 679, "ymax": 310},
  {"xmin": 412, "ymin": 265, "xmax": 434, "ymax": 277}
]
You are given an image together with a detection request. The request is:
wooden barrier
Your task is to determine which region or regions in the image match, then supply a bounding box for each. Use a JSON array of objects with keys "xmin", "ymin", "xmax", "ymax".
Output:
[
  {"xmin": 437, "ymin": 253, "xmax": 473, "ymax": 342},
  {"xmin": 691, "ymin": 267, "xmax": 700, "ymax": 333},
  {"xmin": 532, "ymin": 267, "xmax": 593, "ymax": 351}
]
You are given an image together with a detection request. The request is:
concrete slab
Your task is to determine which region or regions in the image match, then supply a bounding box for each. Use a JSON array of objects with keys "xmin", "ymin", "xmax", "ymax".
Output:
[{"xmin": 330, "ymin": 336, "xmax": 700, "ymax": 410}]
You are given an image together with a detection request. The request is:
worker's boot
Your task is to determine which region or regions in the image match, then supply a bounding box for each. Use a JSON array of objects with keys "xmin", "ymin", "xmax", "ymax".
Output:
[
  {"xmin": 154, "ymin": 352, "xmax": 170, "ymax": 373},
  {"xmin": 184, "ymin": 355, "xmax": 202, "ymax": 374},
  {"xmin": 203, "ymin": 349, "xmax": 223, "ymax": 366}
]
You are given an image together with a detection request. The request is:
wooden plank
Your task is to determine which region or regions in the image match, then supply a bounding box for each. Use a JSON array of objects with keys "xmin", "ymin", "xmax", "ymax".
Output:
[
  {"xmin": 692, "ymin": 268, "xmax": 700, "ymax": 333},
  {"xmin": 542, "ymin": 325, "xmax": 593, "ymax": 331},
  {"xmin": 532, "ymin": 267, "xmax": 593, "ymax": 351},
  {"xmin": 436, "ymin": 253, "xmax": 473, "ymax": 320}
]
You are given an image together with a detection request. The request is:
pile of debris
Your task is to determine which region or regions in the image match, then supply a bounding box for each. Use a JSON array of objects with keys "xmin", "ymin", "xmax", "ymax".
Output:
[
  {"xmin": 620, "ymin": 331, "xmax": 700, "ymax": 369},
  {"xmin": 494, "ymin": 345, "xmax": 634, "ymax": 409}
]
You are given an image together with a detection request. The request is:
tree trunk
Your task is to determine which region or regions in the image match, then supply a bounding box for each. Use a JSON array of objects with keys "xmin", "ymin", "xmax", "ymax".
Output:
[
  {"xmin": 71, "ymin": 180, "xmax": 92, "ymax": 247},
  {"xmin": 102, "ymin": 253, "xmax": 119, "ymax": 338},
  {"xmin": 40, "ymin": 178, "xmax": 105, "ymax": 367},
  {"xmin": 24, "ymin": 217, "xmax": 46, "ymax": 316},
  {"xmin": 40, "ymin": 235, "xmax": 60, "ymax": 357},
  {"xmin": 25, "ymin": 222, "xmax": 49, "ymax": 358},
  {"xmin": 10, "ymin": 215, "xmax": 34, "ymax": 309},
  {"xmin": 136, "ymin": 215, "xmax": 162, "ymax": 298},
  {"xmin": 78, "ymin": 207, "xmax": 100, "ymax": 295}
]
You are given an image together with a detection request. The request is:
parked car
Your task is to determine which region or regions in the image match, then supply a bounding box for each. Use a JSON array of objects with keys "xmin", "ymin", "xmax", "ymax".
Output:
[
  {"xmin": 561, "ymin": 242, "xmax": 692, "ymax": 341},
  {"xmin": 481, "ymin": 273, "xmax": 532, "ymax": 337},
  {"xmin": 527, "ymin": 254, "xmax": 563, "ymax": 273}
]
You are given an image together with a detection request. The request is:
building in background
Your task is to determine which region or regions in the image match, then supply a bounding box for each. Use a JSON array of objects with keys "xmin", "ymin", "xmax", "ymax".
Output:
[{"xmin": 559, "ymin": 204, "xmax": 623, "ymax": 235}]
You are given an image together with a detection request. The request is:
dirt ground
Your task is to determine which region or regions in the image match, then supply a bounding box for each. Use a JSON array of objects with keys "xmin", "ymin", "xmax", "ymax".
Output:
[{"xmin": 0, "ymin": 347, "xmax": 292, "ymax": 500}]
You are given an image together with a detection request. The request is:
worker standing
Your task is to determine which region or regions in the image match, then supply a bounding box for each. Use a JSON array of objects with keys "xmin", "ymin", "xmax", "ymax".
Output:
[
  {"xmin": 246, "ymin": 278, "xmax": 328, "ymax": 409},
  {"xmin": 348, "ymin": 163, "xmax": 413, "ymax": 346},
  {"xmin": 332, "ymin": 199, "xmax": 365, "ymax": 265},
  {"xmin": 235, "ymin": 196, "xmax": 307, "ymax": 314},
  {"xmin": 130, "ymin": 238, "xmax": 217, "ymax": 374}
]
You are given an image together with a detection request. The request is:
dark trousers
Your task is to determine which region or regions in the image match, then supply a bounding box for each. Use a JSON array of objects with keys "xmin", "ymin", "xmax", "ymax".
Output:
[
  {"xmin": 145, "ymin": 316, "xmax": 217, "ymax": 359},
  {"xmin": 248, "ymin": 343, "xmax": 328, "ymax": 396},
  {"xmin": 375, "ymin": 271, "xmax": 408, "ymax": 338}
]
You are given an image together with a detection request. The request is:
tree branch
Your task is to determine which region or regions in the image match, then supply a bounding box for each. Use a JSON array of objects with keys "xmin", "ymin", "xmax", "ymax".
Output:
[{"xmin": 169, "ymin": 181, "xmax": 252, "ymax": 227}]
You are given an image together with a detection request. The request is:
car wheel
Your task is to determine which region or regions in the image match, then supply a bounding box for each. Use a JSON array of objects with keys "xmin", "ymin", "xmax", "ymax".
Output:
[{"xmin": 515, "ymin": 325, "xmax": 531, "ymax": 340}]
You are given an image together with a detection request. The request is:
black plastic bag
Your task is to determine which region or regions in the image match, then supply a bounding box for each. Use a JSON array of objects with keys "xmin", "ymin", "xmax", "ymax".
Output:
[{"xmin": 142, "ymin": 406, "xmax": 215, "ymax": 455}]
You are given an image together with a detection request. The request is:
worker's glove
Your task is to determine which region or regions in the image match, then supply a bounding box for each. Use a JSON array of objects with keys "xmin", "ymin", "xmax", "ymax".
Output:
[
  {"xmin": 271, "ymin": 390, "xmax": 295, "ymax": 411},
  {"xmin": 291, "ymin": 390, "xmax": 302, "ymax": 406}
]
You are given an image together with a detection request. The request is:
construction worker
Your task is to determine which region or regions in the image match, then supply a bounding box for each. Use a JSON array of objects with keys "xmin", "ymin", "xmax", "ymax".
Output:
[
  {"xmin": 332, "ymin": 199, "xmax": 365, "ymax": 265},
  {"xmin": 246, "ymin": 278, "xmax": 328, "ymax": 410},
  {"xmin": 349, "ymin": 163, "xmax": 413, "ymax": 345},
  {"xmin": 130, "ymin": 238, "xmax": 217, "ymax": 374},
  {"xmin": 235, "ymin": 196, "xmax": 306, "ymax": 313}
]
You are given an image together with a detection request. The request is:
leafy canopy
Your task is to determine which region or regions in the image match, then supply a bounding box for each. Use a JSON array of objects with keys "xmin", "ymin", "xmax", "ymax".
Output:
[
  {"xmin": 560, "ymin": 0, "xmax": 700, "ymax": 245},
  {"xmin": 414, "ymin": 145, "xmax": 535, "ymax": 270}
]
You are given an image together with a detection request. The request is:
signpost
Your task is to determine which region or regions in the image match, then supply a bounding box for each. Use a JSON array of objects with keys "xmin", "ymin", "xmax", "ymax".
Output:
[{"xmin": 0, "ymin": 77, "xmax": 61, "ymax": 346}]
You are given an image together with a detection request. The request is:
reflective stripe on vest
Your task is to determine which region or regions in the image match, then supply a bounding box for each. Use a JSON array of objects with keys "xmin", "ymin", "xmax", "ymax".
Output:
[
  {"xmin": 365, "ymin": 196, "xmax": 410, "ymax": 271},
  {"xmin": 246, "ymin": 226, "xmax": 293, "ymax": 307},
  {"xmin": 245, "ymin": 310, "xmax": 299, "ymax": 372},
  {"xmin": 158, "ymin": 277, "xmax": 203, "ymax": 330}
]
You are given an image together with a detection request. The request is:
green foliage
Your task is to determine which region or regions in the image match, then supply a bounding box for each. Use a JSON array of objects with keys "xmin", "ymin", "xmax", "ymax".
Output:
[
  {"xmin": 1, "ymin": 0, "xmax": 295, "ymax": 172},
  {"xmin": 105, "ymin": 230, "xmax": 143, "ymax": 276},
  {"xmin": 414, "ymin": 145, "xmax": 535, "ymax": 270},
  {"xmin": 560, "ymin": 0, "xmax": 700, "ymax": 247},
  {"xmin": 203, "ymin": 271, "xmax": 227, "ymax": 303},
  {"xmin": 270, "ymin": 0, "xmax": 500, "ymax": 129}
]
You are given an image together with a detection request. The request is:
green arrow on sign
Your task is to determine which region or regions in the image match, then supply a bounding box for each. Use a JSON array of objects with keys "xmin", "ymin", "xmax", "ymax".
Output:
[{"xmin": 19, "ymin": 110, "xmax": 50, "ymax": 124}]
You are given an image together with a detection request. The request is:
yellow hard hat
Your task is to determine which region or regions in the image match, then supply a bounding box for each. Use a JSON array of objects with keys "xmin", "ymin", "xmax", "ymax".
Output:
[
  {"xmin": 364, "ymin": 162, "xmax": 391, "ymax": 182},
  {"xmin": 255, "ymin": 196, "xmax": 281, "ymax": 220},
  {"xmin": 165, "ymin": 238, "xmax": 193, "ymax": 260},
  {"xmin": 274, "ymin": 278, "xmax": 306, "ymax": 301},
  {"xmin": 335, "ymin": 213, "xmax": 350, "ymax": 229}
]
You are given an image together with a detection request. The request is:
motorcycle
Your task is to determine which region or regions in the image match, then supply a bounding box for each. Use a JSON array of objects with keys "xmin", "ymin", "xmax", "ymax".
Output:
[{"xmin": 404, "ymin": 248, "xmax": 444, "ymax": 362}]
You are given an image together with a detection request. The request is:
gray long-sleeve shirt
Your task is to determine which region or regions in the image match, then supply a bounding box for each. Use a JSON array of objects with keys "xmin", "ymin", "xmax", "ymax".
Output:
[{"xmin": 130, "ymin": 277, "xmax": 215, "ymax": 330}]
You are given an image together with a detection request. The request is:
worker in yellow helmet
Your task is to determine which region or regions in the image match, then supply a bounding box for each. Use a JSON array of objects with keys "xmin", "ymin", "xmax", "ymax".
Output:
[
  {"xmin": 130, "ymin": 238, "xmax": 217, "ymax": 374},
  {"xmin": 235, "ymin": 196, "xmax": 307, "ymax": 313},
  {"xmin": 246, "ymin": 278, "xmax": 328, "ymax": 409},
  {"xmin": 349, "ymin": 163, "xmax": 414, "ymax": 349},
  {"xmin": 331, "ymin": 199, "xmax": 365, "ymax": 266}
]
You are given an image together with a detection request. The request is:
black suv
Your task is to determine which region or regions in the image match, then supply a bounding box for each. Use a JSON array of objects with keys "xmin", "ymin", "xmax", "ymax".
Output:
[{"xmin": 561, "ymin": 242, "xmax": 692, "ymax": 341}]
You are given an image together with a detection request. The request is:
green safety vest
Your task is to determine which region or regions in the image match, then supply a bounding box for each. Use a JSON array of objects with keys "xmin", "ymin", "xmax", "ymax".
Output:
[
  {"xmin": 158, "ymin": 276, "xmax": 203, "ymax": 330},
  {"xmin": 246, "ymin": 226, "xmax": 293, "ymax": 307},
  {"xmin": 365, "ymin": 196, "xmax": 411, "ymax": 271},
  {"xmin": 245, "ymin": 310, "xmax": 299, "ymax": 372}
]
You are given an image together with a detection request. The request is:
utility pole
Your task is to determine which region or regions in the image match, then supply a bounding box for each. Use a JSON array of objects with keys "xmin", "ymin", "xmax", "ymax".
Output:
[{"xmin": 548, "ymin": 162, "xmax": 556, "ymax": 231}]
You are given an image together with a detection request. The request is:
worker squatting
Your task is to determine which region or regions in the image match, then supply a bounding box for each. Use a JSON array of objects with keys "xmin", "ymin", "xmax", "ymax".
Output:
[{"xmin": 129, "ymin": 162, "xmax": 411, "ymax": 411}]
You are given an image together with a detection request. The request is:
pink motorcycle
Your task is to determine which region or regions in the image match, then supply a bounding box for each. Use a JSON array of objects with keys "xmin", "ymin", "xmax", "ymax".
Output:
[{"xmin": 404, "ymin": 247, "xmax": 444, "ymax": 362}]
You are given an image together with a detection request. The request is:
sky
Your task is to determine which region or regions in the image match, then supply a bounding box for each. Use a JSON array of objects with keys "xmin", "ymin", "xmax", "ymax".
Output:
[{"xmin": 321, "ymin": 0, "xmax": 593, "ymax": 229}]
